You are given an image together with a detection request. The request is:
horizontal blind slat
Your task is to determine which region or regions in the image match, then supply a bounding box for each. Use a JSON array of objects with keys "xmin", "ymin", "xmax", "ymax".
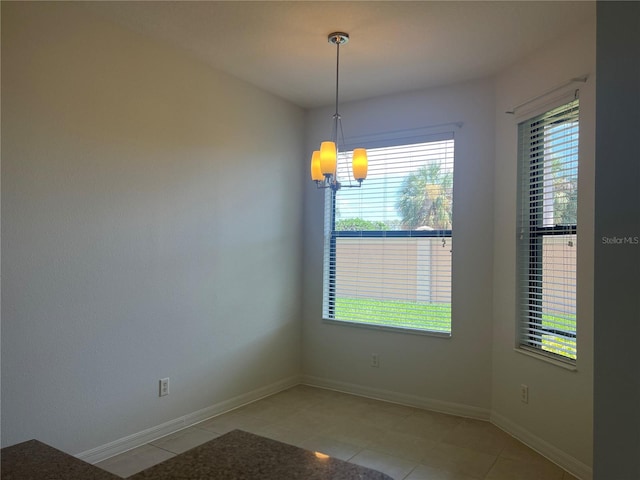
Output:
[
  {"xmin": 325, "ymin": 136, "xmax": 454, "ymax": 333},
  {"xmin": 516, "ymin": 99, "xmax": 579, "ymax": 361}
]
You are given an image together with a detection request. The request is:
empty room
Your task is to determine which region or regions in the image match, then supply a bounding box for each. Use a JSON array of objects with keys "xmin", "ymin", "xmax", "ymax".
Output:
[{"xmin": 1, "ymin": 1, "xmax": 638, "ymax": 479}]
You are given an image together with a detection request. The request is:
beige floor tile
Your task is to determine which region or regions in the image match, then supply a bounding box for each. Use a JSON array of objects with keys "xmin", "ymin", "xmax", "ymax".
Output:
[
  {"xmin": 441, "ymin": 419, "xmax": 513, "ymax": 456},
  {"xmin": 306, "ymin": 387, "xmax": 359, "ymax": 404},
  {"xmin": 498, "ymin": 435, "xmax": 577, "ymax": 479},
  {"xmin": 277, "ymin": 408, "xmax": 336, "ymax": 434},
  {"xmin": 485, "ymin": 456, "xmax": 565, "ymax": 480},
  {"xmin": 95, "ymin": 444, "xmax": 175, "ymax": 478},
  {"xmin": 234, "ymin": 397, "xmax": 300, "ymax": 422},
  {"xmin": 266, "ymin": 385, "xmax": 335, "ymax": 409},
  {"xmin": 354, "ymin": 404, "xmax": 414, "ymax": 429},
  {"xmin": 304, "ymin": 400, "xmax": 350, "ymax": 420},
  {"xmin": 322, "ymin": 418, "xmax": 387, "ymax": 447},
  {"xmin": 368, "ymin": 429, "xmax": 439, "ymax": 462},
  {"xmin": 149, "ymin": 426, "xmax": 220, "ymax": 454},
  {"xmin": 349, "ymin": 395, "xmax": 418, "ymax": 418},
  {"xmin": 393, "ymin": 409, "xmax": 464, "ymax": 442},
  {"xmin": 562, "ymin": 472, "xmax": 580, "ymax": 480},
  {"xmin": 196, "ymin": 411, "xmax": 273, "ymax": 435},
  {"xmin": 309, "ymin": 399, "xmax": 374, "ymax": 424},
  {"xmin": 248, "ymin": 423, "xmax": 315, "ymax": 447},
  {"xmin": 499, "ymin": 435, "xmax": 553, "ymax": 465},
  {"xmin": 403, "ymin": 464, "xmax": 481, "ymax": 480},
  {"xmin": 350, "ymin": 448, "xmax": 419, "ymax": 480},
  {"xmin": 300, "ymin": 434, "xmax": 363, "ymax": 461},
  {"xmin": 100, "ymin": 387, "xmax": 579, "ymax": 480},
  {"xmin": 420, "ymin": 442, "xmax": 498, "ymax": 479}
]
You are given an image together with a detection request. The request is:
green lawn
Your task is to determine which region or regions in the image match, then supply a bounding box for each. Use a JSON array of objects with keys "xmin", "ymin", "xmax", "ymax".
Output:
[
  {"xmin": 334, "ymin": 297, "xmax": 451, "ymax": 333},
  {"xmin": 541, "ymin": 335, "xmax": 577, "ymax": 360},
  {"xmin": 541, "ymin": 314, "xmax": 577, "ymax": 359},
  {"xmin": 333, "ymin": 297, "xmax": 577, "ymax": 359}
]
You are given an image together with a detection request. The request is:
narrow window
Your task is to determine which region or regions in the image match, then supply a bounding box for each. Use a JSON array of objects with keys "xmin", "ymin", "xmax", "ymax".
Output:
[
  {"xmin": 517, "ymin": 99, "xmax": 579, "ymax": 361},
  {"xmin": 323, "ymin": 135, "xmax": 454, "ymax": 335}
]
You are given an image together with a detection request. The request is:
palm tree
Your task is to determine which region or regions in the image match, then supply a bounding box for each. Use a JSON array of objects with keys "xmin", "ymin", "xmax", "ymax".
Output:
[
  {"xmin": 550, "ymin": 156, "xmax": 578, "ymax": 225},
  {"xmin": 396, "ymin": 164, "xmax": 452, "ymax": 230}
]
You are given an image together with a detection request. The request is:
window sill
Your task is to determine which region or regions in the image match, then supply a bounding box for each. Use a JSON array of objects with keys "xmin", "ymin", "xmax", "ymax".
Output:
[
  {"xmin": 514, "ymin": 347, "xmax": 577, "ymax": 371},
  {"xmin": 323, "ymin": 318, "xmax": 452, "ymax": 338}
]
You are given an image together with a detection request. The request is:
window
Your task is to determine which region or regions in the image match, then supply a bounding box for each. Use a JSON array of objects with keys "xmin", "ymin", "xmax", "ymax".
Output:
[
  {"xmin": 322, "ymin": 133, "xmax": 455, "ymax": 335},
  {"xmin": 517, "ymin": 99, "xmax": 579, "ymax": 362}
]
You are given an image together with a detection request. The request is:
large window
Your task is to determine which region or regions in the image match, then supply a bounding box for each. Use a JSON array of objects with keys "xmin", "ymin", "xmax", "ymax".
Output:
[
  {"xmin": 323, "ymin": 134, "xmax": 455, "ymax": 335},
  {"xmin": 517, "ymin": 99, "xmax": 579, "ymax": 362}
]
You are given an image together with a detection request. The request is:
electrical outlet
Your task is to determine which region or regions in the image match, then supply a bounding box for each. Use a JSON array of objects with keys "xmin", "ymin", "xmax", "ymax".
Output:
[
  {"xmin": 520, "ymin": 384, "xmax": 529, "ymax": 404},
  {"xmin": 159, "ymin": 378, "xmax": 170, "ymax": 397},
  {"xmin": 371, "ymin": 353, "xmax": 380, "ymax": 368}
]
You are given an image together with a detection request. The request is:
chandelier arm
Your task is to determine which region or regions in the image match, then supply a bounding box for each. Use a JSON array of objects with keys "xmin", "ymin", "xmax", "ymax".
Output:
[{"xmin": 337, "ymin": 115, "xmax": 352, "ymax": 188}]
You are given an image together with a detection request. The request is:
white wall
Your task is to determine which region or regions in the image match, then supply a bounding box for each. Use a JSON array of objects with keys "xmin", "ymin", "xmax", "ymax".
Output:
[
  {"xmin": 1, "ymin": 3, "xmax": 304, "ymax": 454},
  {"xmin": 491, "ymin": 19, "xmax": 595, "ymax": 475},
  {"xmin": 302, "ymin": 79, "xmax": 496, "ymax": 415}
]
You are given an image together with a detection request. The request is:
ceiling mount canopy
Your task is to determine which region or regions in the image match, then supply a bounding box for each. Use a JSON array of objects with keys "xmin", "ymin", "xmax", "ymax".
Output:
[
  {"xmin": 328, "ymin": 31, "xmax": 349, "ymax": 46},
  {"xmin": 311, "ymin": 31, "xmax": 367, "ymax": 192}
]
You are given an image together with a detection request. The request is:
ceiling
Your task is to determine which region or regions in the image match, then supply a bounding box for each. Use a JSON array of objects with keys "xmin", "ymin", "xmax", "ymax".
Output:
[{"xmin": 83, "ymin": 1, "xmax": 595, "ymax": 109}]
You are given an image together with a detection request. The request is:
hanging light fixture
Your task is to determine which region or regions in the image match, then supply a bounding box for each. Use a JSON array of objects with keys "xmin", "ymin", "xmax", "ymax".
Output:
[{"xmin": 311, "ymin": 32, "xmax": 367, "ymax": 191}]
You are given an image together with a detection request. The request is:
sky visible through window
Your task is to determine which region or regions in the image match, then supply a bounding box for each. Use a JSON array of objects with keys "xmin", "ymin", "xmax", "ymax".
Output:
[
  {"xmin": 334, "ymin": 140, "xmax": 455, "ymax": 228},
  {"xmin": 542, "ymin": 121, "xmax": 579, "ymax": 227}
]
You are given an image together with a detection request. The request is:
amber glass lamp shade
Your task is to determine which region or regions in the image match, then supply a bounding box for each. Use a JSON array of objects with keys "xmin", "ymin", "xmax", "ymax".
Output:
[
  {"xmin": 310, "ymin": 151, "xmax": 323, "ymax": 182},
  {"xmin": 352, "ymin": 148, "xmax": 368, "ymax": 181},
  {"xmin": 320, "ymin": 141, "xmax": 337, "ymax": 176}
]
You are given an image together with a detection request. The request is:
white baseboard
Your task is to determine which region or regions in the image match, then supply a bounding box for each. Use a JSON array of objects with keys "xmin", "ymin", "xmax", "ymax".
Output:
[
  {"xmin": 75, "ymin": 375, "xmax": 301, "ymax": 464},
  {"xmin": 491, "ymin": 411, "xmax": 592, "ymax": 480},
  {"xmin": 76, "ymin": 374, "xmax": 591, "ymax": 480},
  {"xmin": 303, "ymin": 376, "xmax": 591, "ymax": 480},
  {"xmin": 301, "ymin": 375, "xmax": 491, "ymax": 420}
]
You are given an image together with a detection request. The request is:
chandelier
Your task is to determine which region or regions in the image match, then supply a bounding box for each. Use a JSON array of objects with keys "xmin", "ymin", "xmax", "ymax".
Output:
[{"xmin": 310, "ymin": 32, "xmax": 367, "ymax": 191}]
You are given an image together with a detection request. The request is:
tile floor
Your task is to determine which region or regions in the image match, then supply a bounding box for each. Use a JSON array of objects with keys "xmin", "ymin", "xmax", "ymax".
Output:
[{"xmin": 96, "ymin": 385, "xmax": 580, "ymax": 480}]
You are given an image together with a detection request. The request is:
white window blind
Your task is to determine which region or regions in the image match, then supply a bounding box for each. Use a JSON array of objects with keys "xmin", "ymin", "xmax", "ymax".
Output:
[
  {"xmin": 517, "ymin": 99, "xmax": 579, "ymax": 361},
  {"xmin": 323, "ymin": 135, "xmax": 455, "ymax": 334}
]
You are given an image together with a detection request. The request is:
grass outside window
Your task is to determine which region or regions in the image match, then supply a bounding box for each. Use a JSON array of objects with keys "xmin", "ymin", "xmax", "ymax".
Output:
[{"xmin": 333, "ymin": 297, "xmax": 451, "ymax": 333}]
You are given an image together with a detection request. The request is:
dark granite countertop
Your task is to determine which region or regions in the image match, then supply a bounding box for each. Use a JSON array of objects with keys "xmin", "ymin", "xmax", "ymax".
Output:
[
  {"xmin": 1, "ymin": 431, "xmax": 393, "ymax": 480},
  {"xmin": 129, "ymin": 430, "xmax": 393, "ymax": 480},
  {"xmin": 1, "ymin": 439, "xmax": 121, "ymax": 480}
]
